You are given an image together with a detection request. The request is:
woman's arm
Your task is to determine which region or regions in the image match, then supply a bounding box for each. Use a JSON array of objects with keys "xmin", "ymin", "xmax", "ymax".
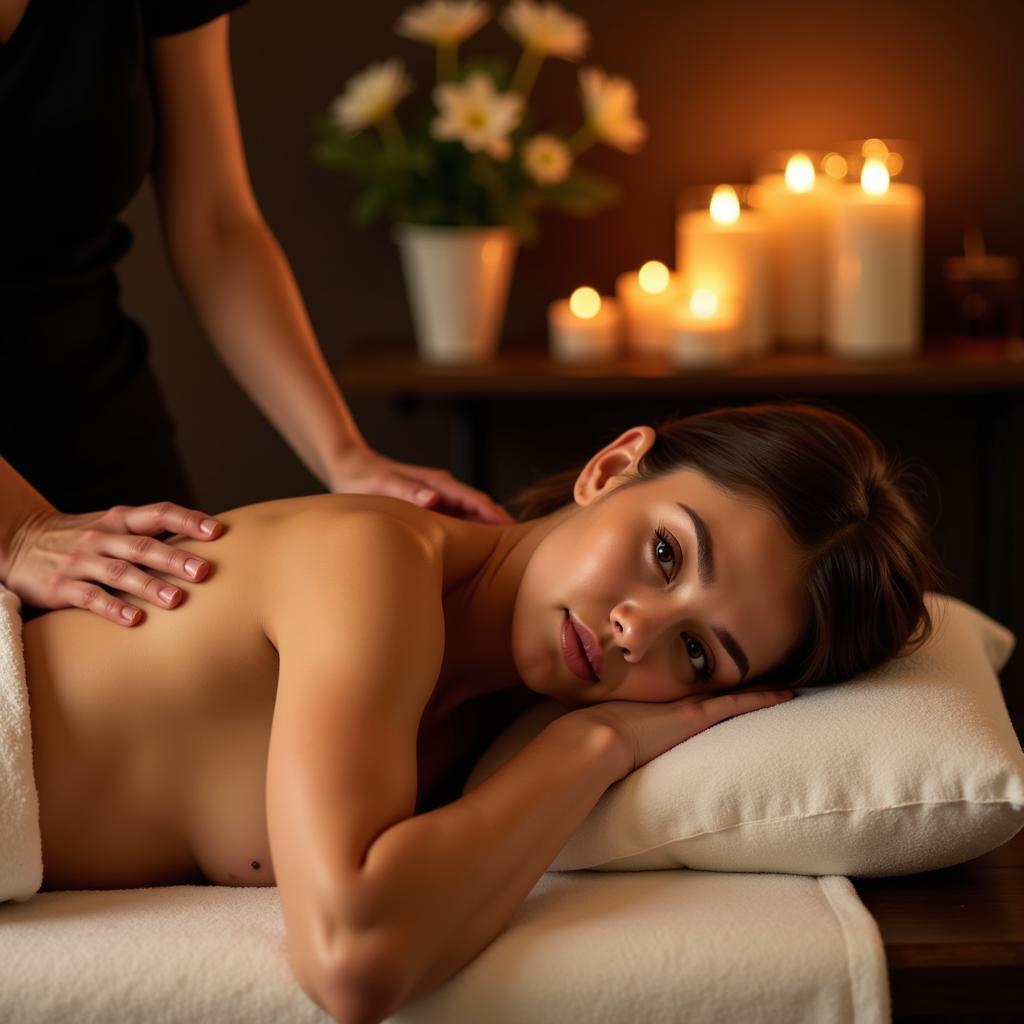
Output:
[{"xmin": 263, "ymin": 508, "xmax": 624, "ymax": 1024}]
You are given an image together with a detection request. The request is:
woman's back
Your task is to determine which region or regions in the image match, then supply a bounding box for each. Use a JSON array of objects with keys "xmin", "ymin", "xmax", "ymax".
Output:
[{"xmin": 22, "ymin": 493, "xmax": 519, "ymax": 891}]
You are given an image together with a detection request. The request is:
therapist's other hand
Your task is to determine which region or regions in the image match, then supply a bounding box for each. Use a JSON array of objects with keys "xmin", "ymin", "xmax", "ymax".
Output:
[
  {"xmin": 329, "ymin": 445, "xmax": 514, "ymax": 525},
  {"xmin": 4, "ymin": 503, "xmax": 225, "ymax": 626}
]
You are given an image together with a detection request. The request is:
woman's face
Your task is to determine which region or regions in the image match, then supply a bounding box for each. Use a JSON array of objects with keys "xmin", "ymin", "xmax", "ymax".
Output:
[{"xmin": 510, "ymin": 428, "xmax": 808, "ymax": 708}]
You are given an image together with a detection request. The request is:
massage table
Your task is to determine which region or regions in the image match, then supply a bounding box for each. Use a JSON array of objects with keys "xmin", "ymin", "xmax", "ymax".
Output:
[{"xmin": 0, "ymin": 828, "xmax": 1019, "ymax": 1023}]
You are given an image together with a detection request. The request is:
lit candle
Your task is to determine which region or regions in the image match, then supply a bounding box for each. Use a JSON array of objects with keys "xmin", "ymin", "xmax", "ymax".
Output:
[
  {"xmin": 826, "ymin": 140, "xmax": 924, "ymax": 358},
  {"xmin": 676, "ymin": 184, "xmax": 771, "ymax": 357},
  {"xmin": 615, "ymin": 260, "xmax": 682, "ymax": 356},
  {"xmin": 753, "ymin": 151, "xmax": 838, "ymax": 348},
  {"xmin": 548, "ymin": 286, "xmax": 622, "ymax": 363},
  {"xmin": 668, "ymin": 288, "xmax": 742, "ymax": 367}
]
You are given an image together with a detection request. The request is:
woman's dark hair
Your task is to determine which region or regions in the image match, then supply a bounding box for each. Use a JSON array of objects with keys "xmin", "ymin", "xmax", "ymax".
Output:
[{"xmin": 509, "ymin": 401, "xmax": 948, "ymax": 689}]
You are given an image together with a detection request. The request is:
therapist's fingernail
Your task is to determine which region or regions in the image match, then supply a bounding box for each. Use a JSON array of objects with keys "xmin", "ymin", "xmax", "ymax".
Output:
[
  {"xmin": 159, "ymin": 586, "xmax": 179, "ymax": 604},
  {"xmin": 184, "ymin": 558, "xmax": 203, "ymax": 579},
  {"xmin": 416, "ymin": 489, "xmax": 436, "ymax": 502},
  {"xmin": 200, "ymin": 519, "xmax": 218, "ymax": 535}
]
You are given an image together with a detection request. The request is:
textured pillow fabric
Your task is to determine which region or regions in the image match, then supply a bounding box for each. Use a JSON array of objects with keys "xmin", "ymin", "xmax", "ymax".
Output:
[{"xmin": 464, "ymin": 593, "xmax": 1024, "ymax": 877}]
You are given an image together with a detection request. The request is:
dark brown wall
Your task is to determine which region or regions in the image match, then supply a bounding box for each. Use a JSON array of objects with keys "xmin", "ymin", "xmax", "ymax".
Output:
[{"xmin": 117, "ymin": 0, "xmax": 1023, "ymax": 716}]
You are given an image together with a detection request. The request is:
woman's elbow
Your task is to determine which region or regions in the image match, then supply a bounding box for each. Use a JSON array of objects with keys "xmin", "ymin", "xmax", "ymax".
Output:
[{"xmin": 314, "ymin": 932, "xmax": 406, "ymax": 1024}]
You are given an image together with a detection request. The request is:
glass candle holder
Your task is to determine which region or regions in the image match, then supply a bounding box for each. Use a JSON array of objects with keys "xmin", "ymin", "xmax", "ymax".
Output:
[
  {"xmin": 675, "ymin": 184, "xmax": 771, "ymax": 357},
  {"xmin": 750, "ymin": 150, "xmax": 839, "ymax": 349},
  {"xmin": 944, "ymin": 226, "xmax": 1021, "ymax": 344},
  {"xmin": 823, "ymin": 139, "xmax": 924, "ymax": 359}
]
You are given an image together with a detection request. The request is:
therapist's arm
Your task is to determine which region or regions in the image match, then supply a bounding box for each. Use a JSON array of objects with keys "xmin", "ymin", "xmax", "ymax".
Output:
[
  {"xmin": 147, "ymin": 18, "xmax": 511, "ymax": 525},
  {"xmin": 0, "ymin": 457, "xmax": 223, "ymax": 623}
]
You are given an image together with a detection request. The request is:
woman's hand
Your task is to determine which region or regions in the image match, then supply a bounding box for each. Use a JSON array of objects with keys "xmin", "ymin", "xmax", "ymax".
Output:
[
  {"xmin": 575, "ymin": 687, "xmax": 796, "ymax": 780},
  {"xmin": 3, "ymin": 503, "xmax": 225, "ymax": 627},
  {"xmin": 328, "ymin": 444, "xmax": 514, "ymax": 525}
]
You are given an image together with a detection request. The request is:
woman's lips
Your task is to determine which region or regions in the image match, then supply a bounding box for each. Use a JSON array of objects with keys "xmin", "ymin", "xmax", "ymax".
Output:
[{"xmin": 561, "ymin": 609, "xmax": 599, "ymax": 683}]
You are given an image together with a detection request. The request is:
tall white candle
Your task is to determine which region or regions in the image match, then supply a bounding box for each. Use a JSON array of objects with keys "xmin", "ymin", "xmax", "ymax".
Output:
[
  {"xmin": 676, "ymin": 185, "xmax": 771, "ymax": 357},
  {"xmin": 754, "ymin": 153, "xmax": 837, "ymax": 348},
  {"xmin": 826, "ymin": 155, "xmax": 923, "ymax": 358}
]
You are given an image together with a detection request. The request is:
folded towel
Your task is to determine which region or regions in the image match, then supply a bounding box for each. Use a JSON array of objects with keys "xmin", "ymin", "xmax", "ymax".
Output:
[{"xmin": 0, "ymin": 582, "xmax": 43, "ymax": 903}]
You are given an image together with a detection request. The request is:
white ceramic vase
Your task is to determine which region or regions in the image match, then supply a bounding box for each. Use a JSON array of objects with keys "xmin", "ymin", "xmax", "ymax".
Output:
[{"xmin": 394, "ymin": 224, "xmax": 518, "ymax": 364}]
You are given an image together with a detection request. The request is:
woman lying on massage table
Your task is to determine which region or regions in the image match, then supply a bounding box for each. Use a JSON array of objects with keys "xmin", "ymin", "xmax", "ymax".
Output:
[{"xmin": 13, "ymin": 401, "xmax": 941, "ymax": 1024}]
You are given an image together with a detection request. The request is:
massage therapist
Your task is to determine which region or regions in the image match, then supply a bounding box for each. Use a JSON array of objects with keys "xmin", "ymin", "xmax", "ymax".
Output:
[{"xmin": 0, "ymin": 1, "xmax": 510, "ymax": 626}]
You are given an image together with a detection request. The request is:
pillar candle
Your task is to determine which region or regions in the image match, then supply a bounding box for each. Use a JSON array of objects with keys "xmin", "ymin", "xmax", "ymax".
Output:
[
  {"xmin": 676, "ymin": 185, "xmax": 771, "ymax": 357},
  {"xmin": 615, "ymin": 260, "xmax": 682, "ymax": 356},
  {"xmin": 754, "ymin": 153, "xmax": 837, "ymax": 348},
  {"xmin": 668, "ymin": 289, "xmax": 742, "ymax": 367},
  {"xmin": 826, "ymin": 155, "xmax": 923, "ymax": 358}
]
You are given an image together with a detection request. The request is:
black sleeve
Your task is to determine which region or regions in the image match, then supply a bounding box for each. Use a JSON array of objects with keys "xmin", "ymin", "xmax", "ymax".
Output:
[{"xmin": 141, "ymin": 0, "xmax": 249, "ymax": 37}]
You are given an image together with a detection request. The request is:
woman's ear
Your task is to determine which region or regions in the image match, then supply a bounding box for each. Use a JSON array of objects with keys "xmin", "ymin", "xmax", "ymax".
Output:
[{"xmin": 573, "ymin": 426, "xmax": 657, "ymax": 506}]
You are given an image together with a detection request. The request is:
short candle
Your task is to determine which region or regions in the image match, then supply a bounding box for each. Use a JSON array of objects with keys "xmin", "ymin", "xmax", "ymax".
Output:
[
  {"xmin": 668, "ymin": 288, "xmax": 741, "ymax": 368},
  {"xmin": 548, "ymin": 286, "xmax": 622, "ymax": 363},
  {"xmin": 615, "ymin": 260, "xmax": 681, "ymax": 357}
]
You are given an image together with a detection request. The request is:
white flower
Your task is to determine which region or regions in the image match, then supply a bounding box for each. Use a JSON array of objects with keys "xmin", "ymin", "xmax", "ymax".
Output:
[
  {"xmin": 432, "ymin": 71, "xmax": 524, "ymax": 160},
  {"xmin": 395, "ymin": 1, "xmax": 490, "ymax": 46},
  {"xmin": 329, "ymin": 59, "xmax": 414, "ymax": 133},
  {"xmin": 500, "ymin": 0, "xmax": 588, "ymax": 60},
  {"xmin": 579, "ymin": 67, "xmax": 647, "ymax": 153},
  {"xmin": 522, "ymin": 133, "xmax": 572, "ymax": 185}
]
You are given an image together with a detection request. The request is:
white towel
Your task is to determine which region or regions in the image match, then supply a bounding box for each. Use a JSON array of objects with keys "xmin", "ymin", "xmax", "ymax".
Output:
[
  {"xmin": 0, "ymin": 871, "xmax": 890, "ymax": 1023},
  {"xmin": 0, "ymin": 582, "xmax": 43, "ymax": 903}
]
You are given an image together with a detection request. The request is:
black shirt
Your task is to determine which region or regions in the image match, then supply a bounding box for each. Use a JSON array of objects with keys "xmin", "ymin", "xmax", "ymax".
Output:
[
  {"xmin": 1, "ymin": 0, "xmax": 248, "ymax": 511},
  {"xmin": 0, "ymin": 0, "xmax": 247, "ymax": 299}
]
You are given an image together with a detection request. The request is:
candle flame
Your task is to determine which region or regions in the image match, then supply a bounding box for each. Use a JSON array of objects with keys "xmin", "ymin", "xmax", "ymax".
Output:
[
  {"xmin": 709, "ymin": 185, "xmax": 741, "ymax": 225},
  {"xmin": 689, "ymin": 289, "xmax": 719, "ymax": 319},
  {"xmin": 638, "ymin": 260, "xmax": 670, "ymax": 295},
  {"xmin": 861, "ymin": 157, "xmax": 890, "ymax": 196},
  {"xmin": 862, "ymin": 138, "xmax": 889, "ymax": 159},
  {"xmin": 570, "ymin": 286, "xmax": 602, "ymax": 319},
  {"xmin": 784, "ymin": 153, "xmax": 815, "ymax": 193}
]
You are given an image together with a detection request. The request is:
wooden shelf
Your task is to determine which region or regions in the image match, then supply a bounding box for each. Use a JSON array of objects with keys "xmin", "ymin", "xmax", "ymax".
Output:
[{"xmin": 339, "ymin": 342, "xmax": 1024, "ymax": 398}]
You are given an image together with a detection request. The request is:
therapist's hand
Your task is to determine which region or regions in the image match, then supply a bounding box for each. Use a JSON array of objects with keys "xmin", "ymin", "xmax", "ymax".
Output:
[
  {"xmin": 329, "ymin": 444, "xmax": 514, "ymax": 525},
  {"xmin": 4, "ymin": 503, "xmax": 225, "ymax": 627}
]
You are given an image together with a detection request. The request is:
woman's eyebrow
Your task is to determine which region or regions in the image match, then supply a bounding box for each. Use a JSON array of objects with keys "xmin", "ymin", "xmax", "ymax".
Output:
[{"xmin": 676, "ymin": 502, "xmax": 750, "ymax": 684}]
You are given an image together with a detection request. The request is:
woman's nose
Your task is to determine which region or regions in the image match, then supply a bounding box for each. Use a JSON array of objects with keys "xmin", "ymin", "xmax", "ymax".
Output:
[{"xmin": 611, "ymin": 602, "xmax": 665, "ymax": 662}]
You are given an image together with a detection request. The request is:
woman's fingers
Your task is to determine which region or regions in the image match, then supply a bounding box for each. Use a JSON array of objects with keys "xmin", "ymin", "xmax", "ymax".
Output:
[
  {"xmin": 698, "ymin": 688, "xmax": 795, "ymax": 726},
  {"xmin": 106, "ymin": 502, "xmax": 224, "ymax": 540}
]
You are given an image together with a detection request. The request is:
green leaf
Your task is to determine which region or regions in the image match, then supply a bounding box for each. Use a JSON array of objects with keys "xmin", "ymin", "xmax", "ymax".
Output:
[
  {"xmin": 541, "ymin": 168, "xmax": 620, "ymax": 216},
  {"xmin": 352, "ymin": 184, "xmax": 394, "ymax": 225}
]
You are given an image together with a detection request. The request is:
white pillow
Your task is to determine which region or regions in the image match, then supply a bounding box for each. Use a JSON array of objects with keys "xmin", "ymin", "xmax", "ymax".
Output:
[{"xmin": 464, "ymin": 593, "xmax": 1024, "ymax": 877}]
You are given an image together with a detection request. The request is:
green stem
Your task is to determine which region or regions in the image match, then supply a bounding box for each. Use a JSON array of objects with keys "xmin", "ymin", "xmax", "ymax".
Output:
[
  {"xmin": 509, "ymin": 47, "xmax": 543, "ymax": 97},
  {"xmin": 568, "ymin": 121, "xmax": 598, "ymax": 157},
  {"xmin": 376, "ymin": 112, "xmax": 406, "ymax": 150},
  {"xmin": 437, "ymin": 42, "xmax": 458, "ymax": 83}
]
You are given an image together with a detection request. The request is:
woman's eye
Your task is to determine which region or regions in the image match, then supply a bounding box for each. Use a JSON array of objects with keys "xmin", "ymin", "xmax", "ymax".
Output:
[
  {"xmin": 653, "ymin": 528, "xmax": 677, "ymax": 579},
  {"xmin": 683, "ymin": 634, "xmax": 712, "ymax": 680}
]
